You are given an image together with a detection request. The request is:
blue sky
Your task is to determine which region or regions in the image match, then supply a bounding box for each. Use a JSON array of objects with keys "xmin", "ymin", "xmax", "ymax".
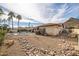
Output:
[{"xmin": 0, "ymin": 3, "xmax": 79, "ymax": 27}]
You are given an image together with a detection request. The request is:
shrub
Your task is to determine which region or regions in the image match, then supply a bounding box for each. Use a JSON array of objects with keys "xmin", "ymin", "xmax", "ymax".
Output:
[{"xmin": 0, "ymin": 30, "xmax": 6, "ymax": 46}]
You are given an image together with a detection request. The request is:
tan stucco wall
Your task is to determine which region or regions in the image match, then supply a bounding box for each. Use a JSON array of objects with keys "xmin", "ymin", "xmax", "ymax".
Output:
[{"xmin": 39, "ymin": 26, "xmax": 63, "ymax": 35}]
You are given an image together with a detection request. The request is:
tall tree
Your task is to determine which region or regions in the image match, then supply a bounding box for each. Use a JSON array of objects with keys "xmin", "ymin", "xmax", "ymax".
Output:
[
  {"xmin": 16, "ymin": 15, "xmax": 22, "ymax": 32},
  {"xmin": 0, "ymin": 8, "xmax": 4, "ymax": 31},
  {"xmin": 8, "ymin": 11, "xmax": 15, "ymax": 30},
  {"xmin": 2, "ymin": 19, "xmax": 6, "ymax": 25},
  {"xmin": 0, "ymin": 8, "xmax": 4, "ymax": 15},
  {"xmin": 0, "ymin": 8, "xmax": 4, "ymax": 25},
  {"xmin": 28, "ymin": 22, "xmax": 30, "ymax": 27},
  {"xmin": 7, "ymin": 16, "xmax": 11, "ymax": 28}
]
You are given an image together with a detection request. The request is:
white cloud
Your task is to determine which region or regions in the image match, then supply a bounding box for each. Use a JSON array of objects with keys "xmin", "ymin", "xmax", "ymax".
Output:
[
  {"xmin": 50, "ymin": 4, "xmax": 67, "ymax": 23},
  {"xmin": 0, "ymin": 3, "xmax": 68, "ymax": 23},
  {"xmin": 3, "ymin": 3, "xmax": 41, "ymax": 20},
  {"xmin": 1, "ymin": 3, "xmax": 79, "ymax": 26}
]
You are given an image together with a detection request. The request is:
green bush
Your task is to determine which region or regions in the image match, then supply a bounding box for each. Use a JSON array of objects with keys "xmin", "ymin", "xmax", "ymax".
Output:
[
  {"xmin": 0, "ymin": 30, "xmax": 6, "ymax": 46},
  {"xmin": 0, "ymin": 35, "xmax": 4, "ymax": 46}
]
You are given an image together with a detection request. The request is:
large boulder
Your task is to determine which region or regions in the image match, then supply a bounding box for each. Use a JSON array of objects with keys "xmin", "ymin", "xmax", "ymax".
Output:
[{"xmin": 4, "ymin": 40, "xmax": 14, "ymax": 48}]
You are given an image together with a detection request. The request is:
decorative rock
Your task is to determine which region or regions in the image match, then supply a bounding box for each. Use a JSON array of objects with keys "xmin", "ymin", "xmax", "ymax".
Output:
[
  {"xmin": 9, "ymin": 37, "xmax": 77, "ymax": 56},
  {"xmin": 58, "ymin": 44, "xmax": 62, "ymax": 46},
  {"xmin": 66, "ymin": 52, "xmax": 72, "ymax": 56},
  {"xmin": 62, "ymin": 40, "xmax": 65, "ymax": 43},
  {"xmin": 4, "ymin": 40, "xmax": 14, "ymax": 48},
  {"xmin": 48, "ymin": 50, "xmax": 55, "ymax": 56},
  {"xmin": 71, "ymin": 50, "xmax": 77, "ymax": 56},
  {"xmin": 0, "ymin": 52, "xmax": 8, "ymax": 56}
]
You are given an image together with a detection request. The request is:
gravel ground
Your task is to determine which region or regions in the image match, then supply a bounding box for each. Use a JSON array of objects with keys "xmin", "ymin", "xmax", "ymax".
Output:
[{"xmin": 0, "ymin": 33, "xmax": 79, "ymax": 56}]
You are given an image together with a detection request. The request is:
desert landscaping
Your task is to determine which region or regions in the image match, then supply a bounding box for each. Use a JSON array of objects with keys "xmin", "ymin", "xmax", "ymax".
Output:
[
  {"xmin": 0, "ymin": 29, "xmax": 79, "ymax": 56},
  {"xmin": 1, "ymin": 3, "xmax": 79, "ymax": 56}
]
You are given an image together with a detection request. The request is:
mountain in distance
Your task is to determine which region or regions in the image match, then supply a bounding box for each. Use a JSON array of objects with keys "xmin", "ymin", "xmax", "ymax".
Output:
[{"xmin": 63, "ymin": 17, "xmax": 79, "ymax": 28}]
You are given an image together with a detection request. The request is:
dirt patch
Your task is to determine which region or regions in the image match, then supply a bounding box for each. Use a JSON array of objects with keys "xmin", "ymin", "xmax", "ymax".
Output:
[{"xmin": 0, "ymin": 33, "xmax": 79, "ymax": 56}]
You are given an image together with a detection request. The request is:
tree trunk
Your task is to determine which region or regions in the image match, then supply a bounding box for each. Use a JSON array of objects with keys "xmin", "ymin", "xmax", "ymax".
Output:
[
  {"xmin": 8, "ymin": 21, "xmax": 10, "ymax": 27},
  {"xmin": 28, "ymin": 22, "xmax": 30, "ymax": 28},
  {"xmin": 0, "ymin": 19, "xmax": 1, "ymax": 25},
  {"xmin": 8, "ymin": 21, "xmax": 10, "ymax": 26},
  {"xmin": 18, "ymin": 19, "xmax": 19, "ymax": 32},
  {"xmin": 12, "ymin": 18, "xmax": 13, "ymax": 30},
  {"xmin": 4, "ymin": 19, "xmax": 5, "ymax": 25}
]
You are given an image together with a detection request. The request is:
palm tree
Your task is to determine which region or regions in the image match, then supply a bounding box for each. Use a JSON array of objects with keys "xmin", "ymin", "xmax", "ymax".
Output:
[
  {"xmin": 0, "ymin": 8, "xmax": 4, "ymax": 25},
  {"xmin": 0, "ymin": 8, "xmax": 4, "ymax": 32},
  {"xmin": 16, "ymin": 15, "xmax": 22, "ymax": 32},
  {"xmin": 2, "ymin": 19, "xmax": 6, "ymax": 25},
  {"xmin": 0, "ymin": 8, "xmax": 4, "ymax": 15},
  {"xmin": 8, "ymin": 11, "xmax": 15, "ymax": 30},
  {"xmin": 28, "ymin": 22, "xmax": 30, "ymax": 27},
  {"xmin": 7, "ymin": 16, "xmax": 11, "ymax": 28}
]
